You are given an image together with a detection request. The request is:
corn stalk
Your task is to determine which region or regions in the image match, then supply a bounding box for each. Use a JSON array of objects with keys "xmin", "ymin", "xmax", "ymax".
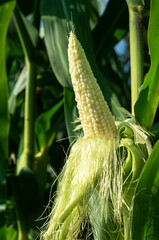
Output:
[{"xmin": 126, "ymin": 0, "xmax": 144, "ymax": 114}]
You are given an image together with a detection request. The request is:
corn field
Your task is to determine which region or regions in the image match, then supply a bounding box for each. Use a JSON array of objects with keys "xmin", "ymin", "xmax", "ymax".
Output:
[{"xmin": 0, "ymin": 0, "xmax": 159, "ymax": 239}]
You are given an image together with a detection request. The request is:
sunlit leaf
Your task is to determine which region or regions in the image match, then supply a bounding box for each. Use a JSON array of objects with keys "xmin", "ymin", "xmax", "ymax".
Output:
[
  {"xmin": 132, "ymin": 140, "xmax": 159, "ymax": 239},
  {"xmin": 6, "ymin": 226, "xmax": 18, "ymax": 240},
  {"xmin": 135, "ymin": 0, "xmax": 159, "ymax": 129},
  {"xmin": 40, "ymin": 0, "xmax": 72, "ymax": 88}
]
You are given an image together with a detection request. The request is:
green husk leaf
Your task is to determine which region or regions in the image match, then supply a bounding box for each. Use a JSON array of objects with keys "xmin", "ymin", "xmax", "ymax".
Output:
[
  {"xmin": 117, "ymin": 116, "xmax": 151, "ymax": 240},
  {"xmin": 90, "ymin": 189, "xmax": 122, "ymax": 240}
]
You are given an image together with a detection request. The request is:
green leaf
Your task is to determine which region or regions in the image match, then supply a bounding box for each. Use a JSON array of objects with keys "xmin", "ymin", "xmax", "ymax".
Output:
[
  {"xmin": 13, "ymin": 7, "xmax": 47, "ymax": 66},
  {"xmin": 132, "ymin": 140, "xmax": 159, "ymax": 239},
  {"xmin": 34, "ymin": 98, "xmax": 64, "ymax": 198},
  {"xmin": 9, "ymin": 67, "xmax": 27, "ymax": 114},
  {"xmin": 0, "ymin": 0, "xmax": 16, "ymax": 234},
  {"xmin": 6, "ymin": 226, "xmax": 18, "ymax": 240},
  {"xmin": 40, "ymin": 0, "xmax": 72, "ymax": 88},
  {"xmin": 35, "ymin": 99, "xmax": 64, "ymax": 151},
  {"xmin": 135, "ymin": 0, "xmax": 159, "ymax": 129},
  {"xmin": 13, "ymin": 7, "xmax": 38, "ymax": 62}
]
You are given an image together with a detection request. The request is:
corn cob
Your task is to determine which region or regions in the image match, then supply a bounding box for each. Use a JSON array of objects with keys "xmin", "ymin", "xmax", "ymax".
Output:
[{"xmin": 68, "ymin": 32, "xmax": 117, "ymax": 138}]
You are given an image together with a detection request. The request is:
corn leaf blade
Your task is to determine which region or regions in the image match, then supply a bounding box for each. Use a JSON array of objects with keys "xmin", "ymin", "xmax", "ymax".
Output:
[
  {"xmin": 40, "ymin": 0, "xmax": 72, "ymax": 88},
  {"xmin": 135, "ymin": 0, "xmax": 159, "ymax": 129},
  {"xmin": 13, "ymin": 7, "xmax": 47, "ymax": 66},
  {"xmin": 6, "ymin": 226, "xmax": 18, "ymax": 240},
  {"xmin": 132, "ymin": 140, "xmax": 159, "ymax": 239},
  {"xmin": 35, "ymin": 99, "xmax": 64, "ymax": 151},
  {"xmin": 0, "ymin": 0, "xmax": 16, "ymax": 232}
]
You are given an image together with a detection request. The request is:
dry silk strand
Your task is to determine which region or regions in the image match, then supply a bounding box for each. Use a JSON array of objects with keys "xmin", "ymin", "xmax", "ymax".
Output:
[{"xmin": 42, "ymin": 32, "xmax": 124, "ymax": 240}]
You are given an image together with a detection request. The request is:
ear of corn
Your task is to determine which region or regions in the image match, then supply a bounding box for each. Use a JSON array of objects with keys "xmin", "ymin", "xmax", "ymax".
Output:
[
  {"xmin": 68, "ymin": 32, "xmax": 117, "ymax": 138},
  {"xmin": 41, "ymin": 32, "xmax": 151, "ymax": 240},
  {"xmin": 41, "ymin": 32, "xmax": 123, "ymax": 240}
]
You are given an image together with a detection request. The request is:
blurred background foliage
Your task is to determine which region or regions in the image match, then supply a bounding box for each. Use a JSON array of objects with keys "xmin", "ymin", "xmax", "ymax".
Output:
[{"xmin": 1, "ymin": 0, "xmax": 159, "ymax": 239}]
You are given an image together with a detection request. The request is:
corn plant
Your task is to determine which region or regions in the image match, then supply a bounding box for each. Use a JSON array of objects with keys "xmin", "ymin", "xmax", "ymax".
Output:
[{"xmin": 0, "ymin": 0, "xmax": 159, "ymax": 240}]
